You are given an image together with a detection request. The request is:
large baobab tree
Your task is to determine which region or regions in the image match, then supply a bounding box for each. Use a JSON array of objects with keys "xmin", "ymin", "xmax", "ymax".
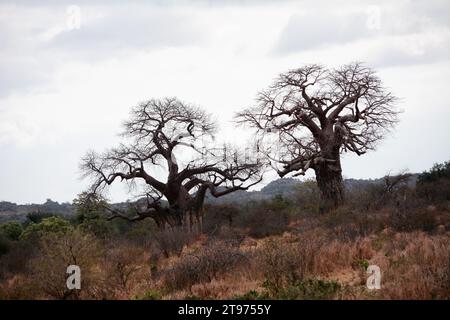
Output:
[
  {"xmin": 81, "ymin": 97, "xmax": 263, "ymax": 229},
  {"xmin": 237, "ymin": 63, "xmax": 399, "ymax": 210}
]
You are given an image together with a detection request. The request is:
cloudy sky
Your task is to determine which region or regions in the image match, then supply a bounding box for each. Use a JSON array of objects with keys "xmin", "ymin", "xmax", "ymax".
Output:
[{"xmin": 1, "ymin": 0, "xmax": 449, "ymax": 204}]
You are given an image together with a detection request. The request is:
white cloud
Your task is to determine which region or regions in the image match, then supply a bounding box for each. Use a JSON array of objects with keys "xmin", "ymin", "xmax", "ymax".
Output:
[{"xmin": 272, "ymin": 0, "xmax": 450, "ymax": 67}]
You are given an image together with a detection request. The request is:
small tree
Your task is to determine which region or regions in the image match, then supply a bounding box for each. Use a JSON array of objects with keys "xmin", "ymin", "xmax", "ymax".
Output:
[
  {"xmin": 237, "ymin": 63, "xmax": 399, "ymax": 210},
  {"xmin": 28, "ymin": 229, "xmax": 101, "ymax": 299},
  {"xmin": 73, "ymin": 192, "xmax": 114, "ymax": 239}
]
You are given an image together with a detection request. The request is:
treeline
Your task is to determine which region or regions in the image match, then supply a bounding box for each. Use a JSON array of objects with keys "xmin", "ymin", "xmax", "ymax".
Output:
[{"xmin": 0, "ymin": 175, "xmax": 419, "ymax": 221}]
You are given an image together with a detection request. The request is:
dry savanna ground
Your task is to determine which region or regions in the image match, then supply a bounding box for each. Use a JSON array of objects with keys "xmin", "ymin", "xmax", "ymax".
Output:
[{"xmin": 0, "ymin": 170, "xmax": 449, "ymax": 300}]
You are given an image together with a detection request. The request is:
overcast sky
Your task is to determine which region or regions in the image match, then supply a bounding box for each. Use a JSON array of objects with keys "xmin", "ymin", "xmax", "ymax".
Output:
[{"xmin": 1, "ymin": 0, "xmax": 449, "ymax": 204}]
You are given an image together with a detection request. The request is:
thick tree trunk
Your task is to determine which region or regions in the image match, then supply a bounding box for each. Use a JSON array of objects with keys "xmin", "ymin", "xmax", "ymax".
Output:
[{"xmin": 314, "ymin": 157, "xmax": 345, "ymax": 212}]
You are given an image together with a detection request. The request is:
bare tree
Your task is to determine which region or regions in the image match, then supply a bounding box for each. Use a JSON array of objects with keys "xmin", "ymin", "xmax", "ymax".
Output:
[
  {"xmin": 81, "ymin": 97, "xmax": 263, "ymax": 229},
  {"xmin": 237, "ymin": 63, "xmax": 399, "ymax": 210}
]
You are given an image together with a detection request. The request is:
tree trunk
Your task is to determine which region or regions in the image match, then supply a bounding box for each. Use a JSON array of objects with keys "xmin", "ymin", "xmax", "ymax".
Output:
[{"xmin": 314, "ymin": 157, "xmax": 345, "ymax": 212}]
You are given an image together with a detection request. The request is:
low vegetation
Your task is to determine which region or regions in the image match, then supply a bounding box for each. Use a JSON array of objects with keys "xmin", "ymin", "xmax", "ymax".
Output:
[{"xmin": 0, "ymin": 160, "xmax": 449, "ymax": 300}]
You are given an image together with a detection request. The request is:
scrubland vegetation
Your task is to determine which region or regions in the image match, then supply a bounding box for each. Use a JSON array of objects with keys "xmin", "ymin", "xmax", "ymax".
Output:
[{"xmin": 0, "ymin": 160, "xmax": 449, "ymax": 300}]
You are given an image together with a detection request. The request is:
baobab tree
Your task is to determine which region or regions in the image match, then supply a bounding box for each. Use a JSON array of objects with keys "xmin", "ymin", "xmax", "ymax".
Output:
[
  {"xmin": 81, "ymin": 97, "xmax": 263, "ymax": 229},
  {"xmin": 237, "ymin": 63, "xmax": 399, "ymax": 210}
]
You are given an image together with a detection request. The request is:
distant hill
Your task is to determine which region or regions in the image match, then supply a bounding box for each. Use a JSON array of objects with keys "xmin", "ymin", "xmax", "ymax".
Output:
[
  {"xmin": 204, "ymin": 177, "xmax": 301, "ymax": 205},
  {"xmin": 0, "ymin": 175, "xmax": 418, "ymax": 222},
  {"xmin": 0, "ymin": 198, "xmax": 74, "ymax": 223},
  {"xmin": 205, "ymin": 174, "xmax": 418, "ymax": 205}
]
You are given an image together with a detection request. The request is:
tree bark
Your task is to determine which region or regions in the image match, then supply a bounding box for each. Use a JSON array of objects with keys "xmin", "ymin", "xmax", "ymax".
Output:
[{"xmin": 314, "ymin": 156, "xmax": 345, "ymax": 212}]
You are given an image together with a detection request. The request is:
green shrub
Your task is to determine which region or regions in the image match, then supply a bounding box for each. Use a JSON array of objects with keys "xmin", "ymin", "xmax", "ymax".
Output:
[
  {"xmin": 133, "ymin": 289, "xmax": 163, "ymax": 300},
  {"xmin": 0, "ymin": 221, "xmax": 23, "ymax": 241},
  {"xmin": 21, "ymin": 216, "xmax": 72, "ymax": 241},
  {"xmin": 356, "ymin": 259, "xmax": 370, "ymax": 271},
  {"xmin": 77, "ymin": 215, "xmax": 113, "ymax": 239},
  {"xmin": 25, "ymin": 211, "xmax": 57, "ymax": 224},
  {"xmin": 234, "ymin": 290, "xmax": 268, "ymax": 300},
  {"xmin": 271, "ymin": 278, "xmax": 341, "ymax": 300}
]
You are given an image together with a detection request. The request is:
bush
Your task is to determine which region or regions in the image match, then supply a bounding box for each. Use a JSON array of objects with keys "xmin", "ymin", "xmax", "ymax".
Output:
[
  {"xmin": 417, "ymin": 179, "xmax": 450, "ymax": 203},
  {"xmin": 20, "ymin": 216, "xmax": 72, "ymax": 241},
  {"xmin": 320, "ymin": 207, "xmax": 383, "ymax": 241},
  {"xmin": 389, "ymin": 208, "xmax": 437, "ymax": 233},
  {"xmin": 270, "ymin": 278, "xmax": 341, "ymax": 300},
  {"xmin": 234, "ymin": 290, "xmax": 268, "ymax": 300},
  {"xmin": 122, "ymin": 219, "xmax": 157, "ymax": 246},
  {"xmin": 0, "ymin": 241, "xmax": 35, "ymax": 279},
  {"xmin": 153, "ymin": 227, "xmax": 196, "ymax": 258},
  {"xmin": 25, "ymin": 211, "xmax": 57, "ymax": 224},
  {"xmin": 238, "ymin": 205, "xmax": 290, "ymax": 238},
  {"xmin": 73, "ymin": 192, "xmax": 116, "ymax": 239},
  {"xmin": 103, "ymin": 244, "xmax": 144, "ymax": 291},
  {"xmin": 349, "ymin": 173, "xmax": 415, "ymax": 211},
  {"xmin": 133, "ymin": 289, "xmax": 163, "ymax": 300},
  {"xmin": 203, "ymin": 204, "xmax": 240, "ymax": 234},
  {"xmin": 270, "ymin": 194, "xmax": 291, "ymax": 211},
  {"xmin": 257, "ymin": 236, "xmax": 322, "ymax": 295},
  {"xmin": 295, "ymin": 179, "xmax": 321, "ymax": 214},
  {"xmin": 27, "ymin": 229, "xmax": 102, "ymax": 299},
  {"xmin": 163, "ymin": 241, "xmax": 246, "ymax": 291},
  {"xmin": 0, "ymin": 221, "xmax": 23, "ymax": 241},
  {"xmin": 211, "ymin": 226, "xmax": 246, "ymax": 246},
  {"xmin": 77, "ymin": 215, "xmax": 114, "ymax": 239}
]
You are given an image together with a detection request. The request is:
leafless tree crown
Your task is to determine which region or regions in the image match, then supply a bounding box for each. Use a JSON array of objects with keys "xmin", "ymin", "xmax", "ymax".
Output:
[
  {"xmin": 237, "ymin": 63, "xmax": 399, "ymax": 177},
  {"xmin": 81, "ymin": 97, "xmax": 263, "ymax": 226}
]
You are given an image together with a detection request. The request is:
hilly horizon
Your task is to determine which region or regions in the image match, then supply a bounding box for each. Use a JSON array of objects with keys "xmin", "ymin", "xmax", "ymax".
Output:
[{"xmin": 0, "ymin": 174, "xmax": 418, "ymax": 223}]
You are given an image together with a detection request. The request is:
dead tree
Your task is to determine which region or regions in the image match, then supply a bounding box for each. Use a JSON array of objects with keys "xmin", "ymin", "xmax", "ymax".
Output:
[
  {"xmin": 237, "ymin": 63, "xmax": 399, "ymax": 210},
  {"xmin": 81, "ymin": 97, "xmax": 263, "ymax": 230}
]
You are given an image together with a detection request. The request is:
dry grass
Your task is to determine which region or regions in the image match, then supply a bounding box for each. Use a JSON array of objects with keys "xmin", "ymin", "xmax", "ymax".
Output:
[
  {"xmin": 1, "ymin": 205, "xmax": 449, "ymax": 300},
  {"xmin": 162, "ymin": 240, "xmax": 247, "ymax": 293}
]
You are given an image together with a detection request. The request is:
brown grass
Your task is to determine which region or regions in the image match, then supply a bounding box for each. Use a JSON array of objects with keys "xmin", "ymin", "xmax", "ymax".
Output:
[{"xmin": 1, "ymin": 204, "xmax": 449, "ymax": 300}]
